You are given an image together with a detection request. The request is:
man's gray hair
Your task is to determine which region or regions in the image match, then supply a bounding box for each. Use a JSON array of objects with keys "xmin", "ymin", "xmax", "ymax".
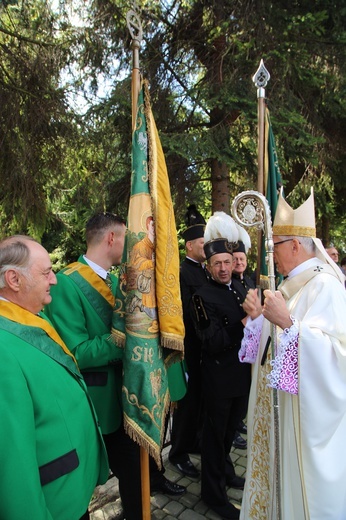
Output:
[
  {"xmin": 0, "ymin": 236, "xmax": 36, "ymax": 288},
  {"xmin": 277, "ymin": 235, "xmax": 316, "ymax": 255}
]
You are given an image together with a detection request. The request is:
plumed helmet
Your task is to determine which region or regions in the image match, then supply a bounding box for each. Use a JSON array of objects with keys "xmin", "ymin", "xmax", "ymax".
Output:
[{"xmin": 181, "ymin": 204, "xmax": 206, "ymax": 242}]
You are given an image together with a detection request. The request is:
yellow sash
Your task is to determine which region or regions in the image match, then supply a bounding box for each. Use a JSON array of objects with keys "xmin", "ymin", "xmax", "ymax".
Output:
[
  {"xmin": 0, "ymin": 300, "xmax": 77, "ymax": 365},
  {"xmin": 64, "ymin": 262, "xmax": 115, "ymax": 307}
]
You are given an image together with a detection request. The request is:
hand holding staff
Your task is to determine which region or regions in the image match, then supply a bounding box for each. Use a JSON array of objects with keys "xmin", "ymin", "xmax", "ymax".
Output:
[{"xmin": 262, "ymin": 289, "xmax": 292, "ymax": 330}]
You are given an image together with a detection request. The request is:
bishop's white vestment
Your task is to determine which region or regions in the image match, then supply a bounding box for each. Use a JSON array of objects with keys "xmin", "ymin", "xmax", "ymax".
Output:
[{"xmin": 240, "ymin": 260, "xmax": 346, "ymax": 520}]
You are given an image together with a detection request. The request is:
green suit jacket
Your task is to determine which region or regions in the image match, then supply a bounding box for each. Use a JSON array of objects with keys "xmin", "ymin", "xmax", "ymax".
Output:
[
  {"xmin": 44, "ymin": 256, "xmax": 123, "ymax": 433},
  {"xmin": 0, "ymin": 303, "xmax": 108, "ymax": 520}
]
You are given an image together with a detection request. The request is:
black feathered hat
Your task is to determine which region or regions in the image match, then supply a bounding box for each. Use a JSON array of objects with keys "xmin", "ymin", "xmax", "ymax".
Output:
[
  {"xmin": 233, "ymin": 241, "xmax": 246, "ymax": 254},
  {"xmin": 181, "ymin": 205, "xmax": 206, "ymax": 242},
  {"xmin": 203, "ymin": 212, "xmax": 251, "ymax": 260}
]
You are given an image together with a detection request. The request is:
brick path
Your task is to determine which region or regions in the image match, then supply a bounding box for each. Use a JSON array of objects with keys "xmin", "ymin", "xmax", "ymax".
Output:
[{"xmin": 89, "ymin": 441, "xmax": 247, "ymax": 519}]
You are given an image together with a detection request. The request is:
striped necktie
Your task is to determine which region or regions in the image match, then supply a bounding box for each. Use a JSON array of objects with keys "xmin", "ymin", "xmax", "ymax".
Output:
[{"xmin": 105, "ymin": 273, "xmax": 112, "ymax": 289}]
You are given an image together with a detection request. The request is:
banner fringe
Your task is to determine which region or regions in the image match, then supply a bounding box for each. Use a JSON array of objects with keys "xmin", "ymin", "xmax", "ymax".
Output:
[
  {"xmin": 160, "ymin": 333, "xmax": 184, "ymax": 352},
  {"xmin": 123, "ymin": 390, "xmax": 171, "ymax": 470},
  {"xmin": 110, "ymin": 328, "xmax": 126, "ymax": 348}
]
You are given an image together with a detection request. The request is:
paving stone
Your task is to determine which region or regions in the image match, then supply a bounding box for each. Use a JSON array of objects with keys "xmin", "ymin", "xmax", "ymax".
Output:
[
  {"xmin": 227, "ymin": 487, "xmax": 244, "ymax": 501},
  {"xmin": 237, "ymin": 455, "xmax": 248, "ymax": 470},
  {"xmin": 186, "ymin": 481, "xmax": 201, "ymax": 496},
  {"xmin": 91, "ymin": 510, "xmax": 106, "ymax": 520},
  {"xmin": 179, "ymin": 492, "xmax": 200, "ymax": 508},
  {"xmin": 193, "ymin": 499, "xmax": 209, "ymax": 515},
  {"xmin": 90, "ymin": 444, "xmax": 244, "ymax": 519},
  {"xmin": 178, "ymin": 509, "xmax": 206, "ymax": 519},
  {"xmin": 162, "ymin": 499, "xmax": 185, "ymax": 516},
  {"xmin": 205, "ymin": 507, "xmax": 225, "ymax": 519},
  {"xmin": 151, "ymin": 510, "xmax": 168, "ymax": 519},
  {"xmin": 151, "ymin": 493, "xmax": 170, "ymax": 507},
  {"xmin": 102, "ymin": 502, "xmax": 123, "ymax": 520}
]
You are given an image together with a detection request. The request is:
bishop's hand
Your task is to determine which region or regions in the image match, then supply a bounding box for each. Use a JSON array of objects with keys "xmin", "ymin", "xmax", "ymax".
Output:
[{"xmin": 262, "ymin": 289, "xmax": 292, "ymax": 330}]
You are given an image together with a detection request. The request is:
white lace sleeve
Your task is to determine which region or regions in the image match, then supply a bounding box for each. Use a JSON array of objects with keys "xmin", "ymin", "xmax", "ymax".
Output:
[
  {"xmin": 239, "ymin": 314, "xmax": 264, "ymax": 364},
  {"xmin": 267, "ymin": 316, "xmax": 299, "ymax": 394}
]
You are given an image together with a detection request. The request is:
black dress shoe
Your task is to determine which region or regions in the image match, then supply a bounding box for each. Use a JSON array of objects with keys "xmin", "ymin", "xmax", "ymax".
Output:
[
  {"xmin": 173, "ymin": 460, "xmax": 200, "ymax": 478},
  {"xmin": 233, "ymin": 433, "xmax": 247, "ymax": 450},
  {"xmin": 226, "ymin": 475, "xmax": 245, "ymax": 490},
  {"xmin": 205, "ymin": 501, "xmax": 240, "ymax": 519},
  {"xmin": 151, "ymin": 476, "xmax": 186, "ymax": 496}
]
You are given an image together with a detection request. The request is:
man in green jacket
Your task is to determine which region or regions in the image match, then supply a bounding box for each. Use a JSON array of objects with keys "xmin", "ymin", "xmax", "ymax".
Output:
[
  {"xmin": 0, "ymin": 235, "xmax": 108, "ymax": 520},
  {"xmin": 45, "ymin": 213, "xmax": 147, "ymax": 518}
]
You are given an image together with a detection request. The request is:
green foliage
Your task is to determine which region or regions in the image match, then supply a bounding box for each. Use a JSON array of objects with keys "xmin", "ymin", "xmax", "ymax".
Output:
[
  {"xmin": 0, "ymin": 0, "xmax": 74, "ymax": 238},
  {"xmin": 1, "ymin": 0, "xmax": 346, "ymax": 260}
]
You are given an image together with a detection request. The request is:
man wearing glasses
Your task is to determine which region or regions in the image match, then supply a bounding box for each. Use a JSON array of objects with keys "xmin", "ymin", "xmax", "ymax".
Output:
[{"xmin": 239, "ymin": 190, "xmax": 346, "ymax": 520}]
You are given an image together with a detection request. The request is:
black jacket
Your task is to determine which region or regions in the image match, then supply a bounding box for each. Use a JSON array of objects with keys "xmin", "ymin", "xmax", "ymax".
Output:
[
  {"xmin": 180, "ymin": 258, "xmax": 208, "ymax": 369},
  {"xmin": 191, "ymin": 278, "xmax": 251, "ymax": 398}
]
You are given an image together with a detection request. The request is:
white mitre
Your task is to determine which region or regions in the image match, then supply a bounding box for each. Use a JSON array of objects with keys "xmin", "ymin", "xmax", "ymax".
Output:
[{"xmin": 273, "ymin": 187, "xmax": 344, "ymax": 284}]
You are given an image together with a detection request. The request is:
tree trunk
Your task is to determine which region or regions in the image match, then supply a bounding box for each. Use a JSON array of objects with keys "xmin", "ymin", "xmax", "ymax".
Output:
[{"xmin": 211, "ymin": 157, "xmax": 230, "ymax": 213}]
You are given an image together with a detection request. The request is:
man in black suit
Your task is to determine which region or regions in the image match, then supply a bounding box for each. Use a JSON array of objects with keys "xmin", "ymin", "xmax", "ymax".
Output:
[
  {"xmin": 169, "ymin": 205, "xmax": 208, "ymax": 478},
  {"xmin": 191, "ymin": 212, "xmax": 251, "ymax": 520},
  {"xmin": 231, "ymin": 241, "xmax": 256, "ymax": 449}
]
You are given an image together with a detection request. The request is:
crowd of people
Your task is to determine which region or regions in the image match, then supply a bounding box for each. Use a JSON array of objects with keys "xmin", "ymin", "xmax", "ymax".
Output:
[{"xmin": 1, "ymin": 189, "xmax": 346, "ymax": 520}]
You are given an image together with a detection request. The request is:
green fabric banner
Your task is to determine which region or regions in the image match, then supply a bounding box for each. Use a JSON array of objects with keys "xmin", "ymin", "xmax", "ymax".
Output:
[
  {"xmin": 112, "ymin": 80, "xmax": 184, "ymax": 467},
  {"xmin": 261, "ymin": 108, "xmax": 283, "ymax": 278}
]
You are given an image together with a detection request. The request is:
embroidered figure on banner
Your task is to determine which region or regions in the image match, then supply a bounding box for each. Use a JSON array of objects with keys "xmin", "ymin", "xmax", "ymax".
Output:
[{"xmin": 127, "ymin": 215, "xmax": 159, "ymax": 335}]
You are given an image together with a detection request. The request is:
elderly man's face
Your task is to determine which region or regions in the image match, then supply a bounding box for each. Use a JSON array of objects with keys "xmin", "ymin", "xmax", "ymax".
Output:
[
  {"xmin": 19, "ymin": 241, "xmax": 57, "ymax": 314},
  {"xmin": 326, "ymin": 247, "xmax": 339, "ymax": 263},
  {"xmin": 232, "ymin": 252, "xmax": 247, "ymax": 276},
  {"xmin": 187, "ymin": 237, "xmax": 206, "ymax": 263},
  {"xmin": 273, "ymin": 237, "xmax": 296, "ymax": 276},
  {"xmin": 207, "ymin": 252, "xmax": 234, "ymax": 285}
]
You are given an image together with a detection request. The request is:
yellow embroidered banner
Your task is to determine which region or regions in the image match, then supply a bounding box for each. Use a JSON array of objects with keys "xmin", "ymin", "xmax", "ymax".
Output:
[{"xmin": 112, "ymin": 80, "xmax": 184, "ymax": 466}]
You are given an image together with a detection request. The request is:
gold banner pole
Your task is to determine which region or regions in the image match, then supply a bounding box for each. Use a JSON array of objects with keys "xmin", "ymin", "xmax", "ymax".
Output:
[
  {"xmin": 127, "ymin": 9, "xmax": 143, "ymax": 132},
  {"xmin": 126, "ymin": 9, "xmax": 151, "ymax": 520},
  {"xmin": 252, "ymin": 59, "xmax": 270, "ymax": 286}
]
